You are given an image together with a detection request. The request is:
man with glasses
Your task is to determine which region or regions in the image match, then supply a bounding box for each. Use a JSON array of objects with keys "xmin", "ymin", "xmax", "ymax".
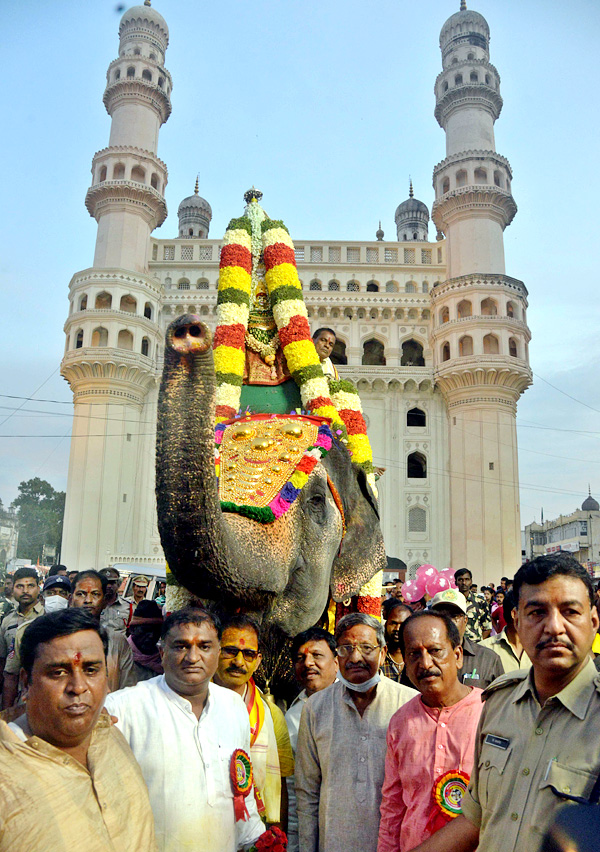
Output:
[
  {"xmin": 296, "ymin": 612, "xmax": 417, "ymax": 852},
  {"xmin": 214, "ymin": 614, "xmax": 294, "ymax": 829}
]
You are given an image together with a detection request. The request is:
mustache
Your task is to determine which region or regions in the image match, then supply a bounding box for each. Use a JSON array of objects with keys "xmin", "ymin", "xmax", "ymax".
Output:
[
  {"xmin": 418, "ymin": 668, "xmax": 442, "ymax": 680},
  {"xmin": 226, "ymin": 664, "xmax": 246, "ymax": 674},
  {"xmin": 536, "ymin": 639, "xmax": 576, "ymax": 652}
]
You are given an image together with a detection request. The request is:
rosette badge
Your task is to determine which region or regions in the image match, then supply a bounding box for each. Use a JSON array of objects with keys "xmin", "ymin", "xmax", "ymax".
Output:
[{"xmin": 230, "ymin": 748, "xmax": 253, "ymax": 822}]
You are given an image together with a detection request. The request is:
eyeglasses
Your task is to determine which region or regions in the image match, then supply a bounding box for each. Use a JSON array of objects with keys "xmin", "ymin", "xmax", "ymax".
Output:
[
  {"xmin": 220, "ymin": 646, "xmax": 259, "ymax": 663},
  {"xmin": 336, "ymin": 643, "xmax": 380, "ymax": 659}
]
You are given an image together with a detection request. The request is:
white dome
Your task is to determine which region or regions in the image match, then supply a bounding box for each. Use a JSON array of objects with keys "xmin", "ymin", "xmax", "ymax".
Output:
[{"xmin": 119, "ymin": 3, "xmax": 169, "ymax": 46}]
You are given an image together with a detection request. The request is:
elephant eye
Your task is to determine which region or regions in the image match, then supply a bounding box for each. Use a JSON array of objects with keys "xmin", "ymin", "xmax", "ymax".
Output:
[{"xmin": 308, "ymin": 493, "xmax": 325, "ymax": 507}]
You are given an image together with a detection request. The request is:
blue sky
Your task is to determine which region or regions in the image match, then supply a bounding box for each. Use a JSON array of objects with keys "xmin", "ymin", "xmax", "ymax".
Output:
[{"xmin": 1, "ymin": 0, "xmax": 599, "ymax": 524}]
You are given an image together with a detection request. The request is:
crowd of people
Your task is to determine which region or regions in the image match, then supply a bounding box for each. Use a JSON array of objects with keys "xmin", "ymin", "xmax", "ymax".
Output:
[{"xmin": 0, "ymin": 552, "xmax": 599, "ymax": 852}]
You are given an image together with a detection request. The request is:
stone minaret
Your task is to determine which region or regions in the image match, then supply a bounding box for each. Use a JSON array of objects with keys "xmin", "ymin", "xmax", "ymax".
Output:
[
  {"xmin": 60, "ymin": 2, "xmax": 171, "ymax": 570},
  {"xmin": 429, "ymin": 3, "xmax": 532, "ymax": 582}
]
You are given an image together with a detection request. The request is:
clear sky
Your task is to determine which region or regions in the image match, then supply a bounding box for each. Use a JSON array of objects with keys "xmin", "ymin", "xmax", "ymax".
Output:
[{"xmin": 1, "ymin": 0, "xmax": 599, "ymax": 526}]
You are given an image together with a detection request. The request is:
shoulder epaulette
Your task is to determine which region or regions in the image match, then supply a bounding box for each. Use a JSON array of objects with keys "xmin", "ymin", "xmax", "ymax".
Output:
[{"xmin": 482, "ymin": 669, "xmax": 528, "ymax": 699}]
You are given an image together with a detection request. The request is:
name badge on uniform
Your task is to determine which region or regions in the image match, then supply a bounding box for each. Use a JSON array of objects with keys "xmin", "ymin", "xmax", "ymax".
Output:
[{"xmin": 484, "ymin": 734, "xmax": 510, "ymax": 750}]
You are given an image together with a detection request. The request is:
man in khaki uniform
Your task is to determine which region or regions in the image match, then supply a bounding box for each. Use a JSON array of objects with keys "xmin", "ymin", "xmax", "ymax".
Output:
[{"xmin": 412, "ymin": 553, "xmax": 600, "ymax": 852}]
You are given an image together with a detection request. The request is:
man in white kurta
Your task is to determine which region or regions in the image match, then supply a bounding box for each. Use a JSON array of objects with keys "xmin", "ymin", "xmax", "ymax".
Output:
[{"xmin": 105, "ymin": 609, "xmax": 265, "ymax": 852}]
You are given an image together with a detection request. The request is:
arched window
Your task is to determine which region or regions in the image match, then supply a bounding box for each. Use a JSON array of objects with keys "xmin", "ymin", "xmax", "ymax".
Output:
[
  {"xmin": 366, "ymin": 281, "xmax": 379, "ymax": 292},
  {"xmin": 78, "ymin": 294, "xmax": 88, "ymax": 311},
  {"xmin": 75, "ymin": 330, "xmax": 84, "ymax": 349},
  {"xmin": 309, "ymin": 280, "xmax": 322, "ymax": 291},
  {"xmin": 401, "ymin": 339, "xmax": 425, "ymax": 366},
  {"xmin": 481, "ymin": 298, "xmax": 497, "ymax": 316},
  {"xmin": 457, "ymin": 299, "xmax": 472, "ymax": 318},
  {"xmin": 91, "ymin": 326, "xmax": 108, "ymax": 347},
  {"xmin": 328, "ymin": 280, "xmax": 340, "ymax": 291},
  {"xmin": 142, "ymin": 69, "xmax": 152, "ymax": 82},
  {"xmin": 99, "ymin": 165, "xmax": 107, "ymax": 183},
  {"xmin": 442, "ymin": 342, "xmax": 451, "ymax": 361},
  {"xmin": 459, "ymin": 335, "xmax": 473, "ymax": 356},
  {"xmin": 407, "ymin": 451, "xmax": 427, "ymax": 478},
  {"xmin": 485, "ymin": 73, "xmax": 491, "ymax": 85},
  {"xmin": 405, "ymin": 282, "xmax": 416, "ymax": 293},
  {"xmin": 149, "ymin": 52, "xmax": 156, "ymax": 61},
  {"xmin": 385, "ymin": 281, "xmax": 398, "ymax": 293},
  {"xmin": 443, "ymin": 81, "xmax": 449, "ymax": 93},
  {"xmin": 331, "ymin": 340, "xmax": 347, "ymax": 366},
  {"xmin": 178, "ymin": 279, "xmax": 190, "ymax": 290},
  {"xmin": 117, "ymin": 329, "xmax": 134, "ymax": 350},
  {"xmin": 131, "ymin": 166, "xmax": 145, "ymax": 183},
  {"xmin": 143, "ymin": 302, "xmax": 153, "ymax": 319},
  {"xmin": 407, "ymin": 407, "xmax": 426, "ymax": 427},
  {"xmin": 440, "ymin": 306, "xmax": 449, "ymax": 324},
  {"xmin": 483, "ymin": 334, "xmax": 499, "ymax": 354},
  {"xmin": 467, "ymin": 52, "xmax": 475, "ymax": 60},
  {"xmin": 127, "ymin": 66, "xmax": 135, "ymax": 78},
  {"xmin": 141, "ymin": 337, "xmax": 150, "ymax": 357},
  {"xmin": 442, "ymin": 177, "xmax": 450, "ymax": 193},
  {"xmin": 113, "ymin": 163, "xmax": 125, "ymax": 180},
  {"xmin": 474, "ymin": 167, "xmax": 487, "ymax": 183},
  {"xmin": 114, "ymin": 69, "xmax": 121, "ymax": 81},
  {"xmin": 456, "ymin": 169, "xmax": 468, "ymax": 187},
  {"xmin": 95, "ymin": 291, "xmax": 112, "ymax": 309},
  {"xmin": 362, "ymin": 338, "xmax": 386, "ymax": 366},
  {"xmin": 455, "ymin": 73, "xmax": 463, "ymax": 85},
  {"xmin": 494, "ymin": 170, "xmax": 503, "ymax": 187},
  {"xmin": 408, "ymin": 506, "xmax": 427, "ymax": 533},
  {"xmin": 509, "ymin": 338, "xmax": 518, "ymax": 358},
  {"xmin": 120, "ymin": 294, "xmax": 137, "ymax": 313},
  {"xmin": 506, "ymin": 301, "xmax": 515, "ymax": 318},
  {"xmin": 150, "ymin": 173, "xmax": 159, "ymax": 190},
  {"xmin": 158, "ymin": 76, "xmax": 165, "ymax": 88},
  {"xmin": 347, "ymin": 280, "xmax": 359, "ymax": 291},
  {"xmin": 196, "ymin": 279, "xmax": 209, "ymax": 290},
  {"xmin": 422, "ymin": 282, "xmax": 429, "ymax": 293},
  {"xmin": 470, "ymin": 71, "xmax": 479, "ymax": 83},
  {"xmin": 133, "ymin": 48, "xmax": 141, "ymax": 56}
]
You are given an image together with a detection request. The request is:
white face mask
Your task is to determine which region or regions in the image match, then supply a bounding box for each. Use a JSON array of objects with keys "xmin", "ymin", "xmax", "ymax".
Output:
[
  {"xmin": 337, "ymin": 671, "xmax": 381, "ymax": 693},
  {"xmin": 44, "ymin": 595, "xmax": 68, "ymax": 613}
]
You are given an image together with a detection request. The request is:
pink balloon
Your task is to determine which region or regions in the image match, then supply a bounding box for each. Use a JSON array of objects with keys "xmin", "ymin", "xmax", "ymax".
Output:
[
  {"xmin": 416, "ymin": 563, "xmax": 436, "ymax": 578},
  {"xmin": 413, "ymin": 576, "xmax": 427, "ymax": 598},
  {"xmin": 426, "ymin": 574, "xmax": 451, "ymax": 597},
  {"xmin": 417, "ymin": 565, "xmax": 438, "ymax": 586},
  {"xmin": 401, "ymin": 578, "xmax": 426, "ymax": 603}
]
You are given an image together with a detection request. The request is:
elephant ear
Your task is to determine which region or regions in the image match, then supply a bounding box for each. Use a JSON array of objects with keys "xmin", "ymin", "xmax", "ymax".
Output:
[{"xmin": 324, "ymin": 442, "xmax": 387, "ymax": 602}]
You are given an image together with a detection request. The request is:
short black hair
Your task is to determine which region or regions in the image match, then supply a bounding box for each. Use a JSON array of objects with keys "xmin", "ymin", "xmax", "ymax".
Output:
[
  {"xmin": 312, "ymin": 327, "xmax": 336, "ymax": 341},
  {"xmin": 161, "ymin": 606, "xmax": 222, "ymax": 642},
  {"xmin": 72, "ymin": 570, "xmax": 108, "ymax": 595},
  {"xmin": 13, "ymin": 566, "xmax": 39, "ymax": 583},
  {"xmin": 48, "ymin": 565, "xmax": 68, "ymax": 577},
  {"xmin": 454, "ymin": 568, "xmax": 472, "ymax": 581},
  {"xmin": 502, "ymin": 589, "xmax": 516, "ymax": 627},
  {"xmin": 382, "ymin": 599, "xmax": 413, "ymax": 621},
  {"xmin": 501, "ymin": 576, "xmax": 510, "ymax": 583},
  {"xmin": 221, "ymin": 613, "xmax": 261, "ymax": 644},
  {"xmin": 20, "ymin": 609, "xmax": 108, "ymax": 678},
  {"xmin": 290, "ymin": 627, "xmax": 336, "ymax": 661},
  {"xmin": 513, "ymin": 553, "xmax": 594, "ymax": 607},
  {"xmin": 398, "ymin": 610, "xmax": 461, "ymax": 657}
]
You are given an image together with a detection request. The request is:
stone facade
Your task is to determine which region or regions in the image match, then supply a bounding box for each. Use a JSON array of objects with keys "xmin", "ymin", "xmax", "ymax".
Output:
[{"xmin": 60, "ymin": 2, "xmax": 531, "ymax": 585}]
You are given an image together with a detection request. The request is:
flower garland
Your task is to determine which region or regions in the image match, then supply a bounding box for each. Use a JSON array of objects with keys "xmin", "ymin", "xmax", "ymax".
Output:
[{"xmin": 215, "ymin": 415, "xmax": 333, "ymax": 523}]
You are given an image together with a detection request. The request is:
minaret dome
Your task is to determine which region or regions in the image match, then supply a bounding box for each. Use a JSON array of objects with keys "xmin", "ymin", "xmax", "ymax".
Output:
[
  {"xmin": 395, "ymin": 181, "xmax": 429, "ymax": 241},
  {"xmin": 178, "ymin": 178, "xmax": 212, "ymax": 238}
]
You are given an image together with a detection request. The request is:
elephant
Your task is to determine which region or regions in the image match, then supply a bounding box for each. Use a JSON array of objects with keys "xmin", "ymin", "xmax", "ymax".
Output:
[{"xmin": 156, "ymin": 314, "xmax": 386, "ymax": 692}]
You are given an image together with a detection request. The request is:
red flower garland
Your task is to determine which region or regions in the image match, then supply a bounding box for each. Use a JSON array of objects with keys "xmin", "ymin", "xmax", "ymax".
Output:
[
  {"xmin": 263, "ymin": 243, "xmax": 295, "ymax": 267},
  {"xmin": 213, "ymin": 324, "xmax": 247, "ymax": 349},
  {"xmin": 278, "ymin": 316, "xmax": 312, "ymax": 347},
  {"xmin": 338, "ymin": 409, "xmax": 367, "ymax": 435},
  {"xmin": 220, "ymin": 243, "xmax": 252, "ymax": 271}
]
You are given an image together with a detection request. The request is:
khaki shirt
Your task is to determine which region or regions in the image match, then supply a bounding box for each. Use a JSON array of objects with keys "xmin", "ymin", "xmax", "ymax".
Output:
[
  {"xmin": 480, "ymin": 629, "xmax": 531, "ymax": 674},
  {"xmin": 0, "ymin": 601, "xmax": 45, "ymax": 659},
  {"xmin": 0, "ymin": 714, "xmax": 157, "ymax": 851},
  {"xmin": 462, "ymin": 659, "xmax": 600, "ymax": 852}
]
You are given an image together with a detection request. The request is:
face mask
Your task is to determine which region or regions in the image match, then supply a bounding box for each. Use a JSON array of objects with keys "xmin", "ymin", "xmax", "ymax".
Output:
[
  {"xmin": 337, "ymin": 670, "xmax": 381, "ymax": 693},
  {"xmin": 44, "ymin": 595, "xmax": 68, "ymax": 613}
]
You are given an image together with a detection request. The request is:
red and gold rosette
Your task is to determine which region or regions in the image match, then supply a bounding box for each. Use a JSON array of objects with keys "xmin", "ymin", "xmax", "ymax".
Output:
[
  {"xmin": 425, "ymin": 770, "xmax": 470, "ymax": 835},
  {"xmin": 230, "ymin": 748, "xmax": 253, "ymax": 822}
]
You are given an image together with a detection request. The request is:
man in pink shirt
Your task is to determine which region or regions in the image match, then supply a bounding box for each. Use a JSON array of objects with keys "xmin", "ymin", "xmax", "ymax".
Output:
[{"xmin": 378, "ymin": 611, "xmax": 483, "ymax": 852}]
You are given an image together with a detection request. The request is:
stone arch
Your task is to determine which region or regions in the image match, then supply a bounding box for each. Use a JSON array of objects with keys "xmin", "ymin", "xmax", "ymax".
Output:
[
  {"xmin": 440, "ymin": 306, "xmax": 449, "ymax": 324},
  {"xmin": 331, "ymin": 339, "xmax": 347, "ymax": 366},
  {"xmin": 142, "ymin": 69, "xmax": 152, "ymax": 82},
  {"xmin": 99, "ymin": 165, "xmax": 107, "ymax": 183},
  {"xmin": 459, "ymin": 335, "xmax": 473, "ymax": 356},
  {"xmin": 127, "ymin": 66, "xmax": 135, "ymax": 78},
  {"xmin": 407, "ymin": 407, "xmax": 426, "ymax": 427},
  {"xmin": 178, "ymin": 279, "xmax": 191, "ymax": 290},
  {"xmin": 474, "ymin": 167, "xmax": 487, "ymax": 183},
  {"xmin": 328, "ymin": 280, "xmax": 340, "ymax": 291},
  {"xmin": 362, "ymin": 338, "xmax": 386, "ymax": 366},
  {"xmin": 131, "ymin": 165, "xmax": 146, "ymax": 183},
  {"xmin": 95, "ymin": 291, "xmax": 112, "ymax": 309},
  {"xmin": 113, "ymin": 163, "xmax": 126, "ymax": 180},
  {"xmin": 385, "ymin": 281, "xmax": 399, "ymax": 293},
  {"xmin": 119, "ymin": 294, "xmax": 137, "ymax": 313},
  {"xmin": 457, "ymin": 299, "xmax": 472, "ymax": 318},
  {"xmin": 407, "ymin": 451, "xmax": 427, "ymax": 479},
  {"xmin": 309, "ymin": 279, "xmax": 322, "ymax": 291},
  {"xmin": 405, "ymin": 281, "xmax": 417, "ymax": 293},
  {"xmin": 117, "ymin": 329, "xmax": 134, "ymax": 350},
  {"xmin": 144, "ymin": 302, "xmax": 153, "ymax": 319},
  {"xmin": 75, "ymin": 329, "xmax": 84, "ymax": 349},
  {"xmin": 442, "ymin": 341, "xmax": 451, "ymax": 361},
  {"xmin": 141, "ymin": 337, "xmax": 150, "ymax": 357},
  {"xmin": 506, "ymin": 300, "xmax": 516, "ymax": 318},
  {"xmin": 150, "ymin": 173, "xmax": 159, "ymax": 190},
  {"xmin": 456, "ymin": 169, "xmax": 468, "ymax": 188},
  {"xmin": 483, "ymin": 333, "xmax": 499, "ymax": 354},
  {"xmin": 481, "ymin": 297, "xmax": 498, "ymax": 316},
  {"xmin": 196, "ymin": 279, "xmax": 209, "ymax": 290},
  {"xmin": 78, "ymin": 294, "xmax": 88, "ymax": 311},
  {"xmin": 366, "ymin": 280, "xmax": 379, "ymax": 292},
  {"xmin": 91, "ymin": 327, "xmax": 108, "ymax": 347},
  {"xmin": 470, "ymin": 70, "xmax": 479, "ymax": 83},
  {"xmin": 442, "ymin": 176, "xmax": 450, "ymax": 193},
  {"xmin": 494, "ymin": 170, "xmax": 503, "ymax": 188},
  {"xmin": 509, "ymin": 337, "xmax": 518, "ymax": 358},
  {"xmin": 346, "ymin": 280, "xmax": 359, "ymax": 292},
  {"xmin": 408, "ymin": 506, "xmax": 427, "ymax": 533},
  {"xmin": 401, "ymin": 339, "xmax": 425, "ymax": 366}
]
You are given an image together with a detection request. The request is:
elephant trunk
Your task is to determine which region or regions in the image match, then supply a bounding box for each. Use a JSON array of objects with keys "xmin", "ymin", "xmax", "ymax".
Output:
[{"xmin": 156, "ymin": 315, "xmax": 259, "ymax": 602}]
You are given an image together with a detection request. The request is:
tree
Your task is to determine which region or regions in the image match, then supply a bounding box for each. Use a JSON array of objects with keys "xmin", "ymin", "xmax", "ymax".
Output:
[{"xmin": 11, "ymin": 478, "xmax": 65, "ymax": 564}]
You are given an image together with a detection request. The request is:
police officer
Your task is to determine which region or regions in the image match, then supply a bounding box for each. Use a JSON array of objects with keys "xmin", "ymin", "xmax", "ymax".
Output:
[{"xmin": 412, "ymin": 553, "xmax": 600, "ymax": 852}]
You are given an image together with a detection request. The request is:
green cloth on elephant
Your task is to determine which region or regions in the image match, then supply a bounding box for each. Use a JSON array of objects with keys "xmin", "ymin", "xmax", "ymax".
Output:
[{"xmin": 240, "ymin": 380, "xmax": 302, "ymax": 414}]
